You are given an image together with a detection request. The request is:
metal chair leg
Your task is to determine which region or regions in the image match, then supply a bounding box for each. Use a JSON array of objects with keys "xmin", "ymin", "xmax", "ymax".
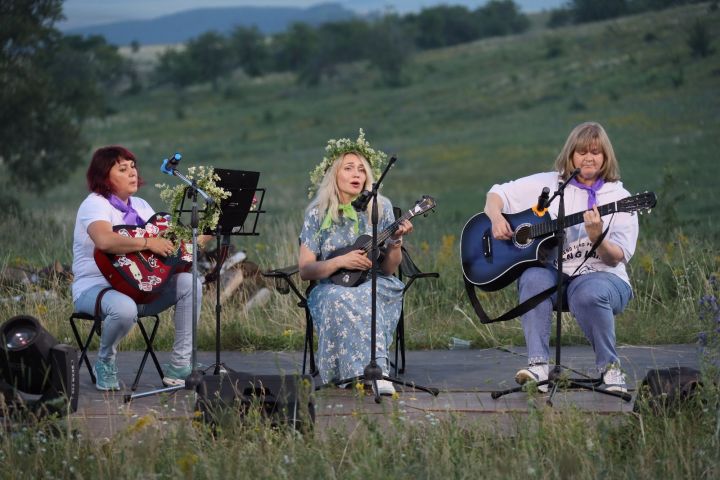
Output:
[
  {"xmin": 70, "ymin": 314, "xmax": 99, "ymax": 384},
  {"xmin": 133, "ymin": 315, "xmax": 164, "ymax": 391}
]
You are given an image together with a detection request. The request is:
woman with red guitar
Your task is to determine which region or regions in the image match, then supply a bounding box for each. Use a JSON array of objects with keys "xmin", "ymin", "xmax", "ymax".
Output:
[
  {"xmin": 484, "ymin": 122, "xmax": 639, "ymax": 393},
  {"xmin": 71, "ymin": 146, "xmax": 206, "ymax": 391}
]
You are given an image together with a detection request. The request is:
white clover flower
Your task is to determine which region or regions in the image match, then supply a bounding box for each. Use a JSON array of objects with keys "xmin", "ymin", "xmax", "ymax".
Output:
[{"xmin": 307, "ymin": 128, "xmax": 388, "ymax": 198}]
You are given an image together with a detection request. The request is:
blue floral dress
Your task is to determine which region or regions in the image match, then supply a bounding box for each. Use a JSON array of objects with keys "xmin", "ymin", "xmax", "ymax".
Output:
[{"xmin": 300, "ymin": 196, "xmax": 404, "ymax": 384}]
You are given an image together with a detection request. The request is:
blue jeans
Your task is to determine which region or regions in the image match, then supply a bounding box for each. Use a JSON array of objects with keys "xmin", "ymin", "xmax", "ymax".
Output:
[
  {"xmin": 74, "ymin": 272, "xmax": 202, "ymax": 368},
  {"xmin": 518, "ymin": 267, "xmax": 632, "ymax": 372}
]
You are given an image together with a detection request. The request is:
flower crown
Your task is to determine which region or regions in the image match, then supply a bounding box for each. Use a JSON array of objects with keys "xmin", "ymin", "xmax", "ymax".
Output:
[{"xmin": 308, "ymin": 128, "xmax": 388, "ymax": 198}]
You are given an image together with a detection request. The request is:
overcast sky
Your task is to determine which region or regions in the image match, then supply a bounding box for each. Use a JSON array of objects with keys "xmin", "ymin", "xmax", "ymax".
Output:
[{"xmin": 59, "ymin": 0, "xmax": 565, "ymax": 30}]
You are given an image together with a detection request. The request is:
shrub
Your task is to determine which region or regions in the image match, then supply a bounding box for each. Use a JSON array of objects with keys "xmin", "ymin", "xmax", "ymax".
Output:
[{"xmin": 688, "ymin": 19, "xmax": 713, "ymax": 58}]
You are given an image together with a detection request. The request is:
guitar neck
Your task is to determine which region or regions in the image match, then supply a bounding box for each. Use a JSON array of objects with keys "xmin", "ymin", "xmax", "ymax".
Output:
[
  {"xmin": 530, "ymin": 201, "xmax": 618, "ymax": 239},
  {"xmin": 359, "ymin": 210, "xmax": 414, "ymax": 252}
]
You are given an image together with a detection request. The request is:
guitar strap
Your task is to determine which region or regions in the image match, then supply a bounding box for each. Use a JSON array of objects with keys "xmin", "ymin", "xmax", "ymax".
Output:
[
  {"xmin": 94, "ymin": 287, "xmax": 114, "ymax": 317},
  {"xmin": 464, "ymin": 223, "xmax": 611, "ymax": 324}
]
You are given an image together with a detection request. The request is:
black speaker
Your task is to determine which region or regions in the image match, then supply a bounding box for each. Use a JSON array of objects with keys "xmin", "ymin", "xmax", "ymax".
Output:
[
  {"xmin": 43, "ymin": 344, "xmax": 79, "ymax": 414},
  {"xmin": 633, "ymin": 366, "xmax": 703, "ymax": 415},
  {"xmin": 196, "ymin": 371, "xmax": 315, "ymax": 430},
  {"xmin": 0, "ymin": 315, "xmax": 78, "ymax": 417}
]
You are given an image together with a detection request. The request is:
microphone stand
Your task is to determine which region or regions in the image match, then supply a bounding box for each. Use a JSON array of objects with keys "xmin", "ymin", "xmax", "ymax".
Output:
[
  {"xmin": 125, "ymin": 160, "xmax": 214, "ymax": 402},
  {"xmin": 332, "ymin": 156, "xmax": 439, "ymax": 403},
  {"xmin": 491, "ymin": 168, "xmax": 631, "ymax": 404}
]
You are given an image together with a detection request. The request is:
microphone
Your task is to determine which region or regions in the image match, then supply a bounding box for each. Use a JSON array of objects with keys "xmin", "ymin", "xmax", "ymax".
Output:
[
  {"xmin": 351, "ymin": 190, "xmax": 372, "ymax": 212},
  {"xmin": 568, "ymin": 167, "xmax": 581, "ymax": 181},
  {"xmin": 537, "ymin": 187, "xmax": 550, "ymax": 210},
  {"xmin": 160, "ymin": 153, "xmax": 182, "ymax": 175}
]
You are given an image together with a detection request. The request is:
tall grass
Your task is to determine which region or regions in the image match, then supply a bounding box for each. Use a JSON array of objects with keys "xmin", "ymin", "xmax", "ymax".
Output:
[
  {"xmin": 2, "ymin": 383, "xmax": 719, "ymax": 479},
  {"xmin": 1, "ymin": 208, "xmax": 717, "ymax": 353}
]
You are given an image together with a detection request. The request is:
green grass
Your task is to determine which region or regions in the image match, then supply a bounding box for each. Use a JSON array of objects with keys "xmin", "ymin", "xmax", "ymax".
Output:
[
  {"xmin": 2, "ymin": 385, "xmax": 720, "ymax": 479},
  {"xmin": 2, "ymin": 206, "xmax": 716, "ymax": 354}
]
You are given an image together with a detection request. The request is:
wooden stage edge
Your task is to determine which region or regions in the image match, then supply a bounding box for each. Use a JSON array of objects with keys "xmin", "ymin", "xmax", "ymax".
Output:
[{"xmin": 8, "ymin": 345, "xmax": 701, "ymax": 438}]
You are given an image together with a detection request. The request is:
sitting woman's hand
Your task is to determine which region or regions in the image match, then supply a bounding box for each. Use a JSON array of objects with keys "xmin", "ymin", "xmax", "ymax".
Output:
[
  {"xmin": 147, "ymin": 236, "xmax": 176, "ymax": 257},
  {"xmin": 391, "ymin": 219, "xmax": 413, "ymax": 240},
  {"xmin": 338, "ymin": 249, "xmax": 373, "ymax": 271}
]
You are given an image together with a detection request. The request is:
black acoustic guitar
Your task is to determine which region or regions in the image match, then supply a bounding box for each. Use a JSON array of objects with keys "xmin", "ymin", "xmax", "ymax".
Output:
[
  {"xmin": 327, "ymin": 195, "xmax": 436, "ymax": 287},
  {"xmin": 460, "ymin": 192, "xmax": 656, "ymax": 292}
]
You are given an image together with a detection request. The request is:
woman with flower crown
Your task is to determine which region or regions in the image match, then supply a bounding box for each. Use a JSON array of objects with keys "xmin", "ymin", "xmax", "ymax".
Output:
[
  {"xmin": 71, "ymin": 146, "xmax": 210, "ymax": 391},
  {"xmin": 298, "ymin": 130, "xmax": 412, "ymax": 396}
]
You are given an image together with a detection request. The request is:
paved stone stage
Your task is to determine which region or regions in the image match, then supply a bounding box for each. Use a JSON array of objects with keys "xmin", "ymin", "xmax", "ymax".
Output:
[{"xmin": 67, "ymin": 345, "xmax": 698, "ymax": 437}]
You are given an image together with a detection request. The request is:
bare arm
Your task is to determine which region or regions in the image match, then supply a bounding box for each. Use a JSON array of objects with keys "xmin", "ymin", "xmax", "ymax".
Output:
[
  {"xmin": 484, "ymin": 192, "xmax": 513, "ymax": 240},
  {"xmin": 298, "ymin": 244, "xmax": 372, "ymax": 281},
  {"xmin": 88, "ymin": 221, "xmax": 175, "ymax": 255}
]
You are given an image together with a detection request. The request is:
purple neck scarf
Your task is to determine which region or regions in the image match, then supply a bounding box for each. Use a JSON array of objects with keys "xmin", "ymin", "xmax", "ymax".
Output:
[
  {"xmin": 570, "ymin": 177, "xmax": 605, "ymax": 210},
  {"xmin": 108, "ymin": 194, "xmax": 144, "ymax": 226}
]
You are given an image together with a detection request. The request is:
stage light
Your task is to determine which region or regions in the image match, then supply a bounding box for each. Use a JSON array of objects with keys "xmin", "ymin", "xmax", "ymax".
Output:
[{"xmin": 0, "ymin": 315, "xmax": 78, "ymax": 417}]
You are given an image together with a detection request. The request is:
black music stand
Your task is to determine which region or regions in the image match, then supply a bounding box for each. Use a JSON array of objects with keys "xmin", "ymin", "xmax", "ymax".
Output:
[
  {"xmin": 206, "ymin": 169, "xmax": 264, "ymax": 375},
  {"xmin": 126, "ymin": 163, "xmax": 217, "ymax": 402}
]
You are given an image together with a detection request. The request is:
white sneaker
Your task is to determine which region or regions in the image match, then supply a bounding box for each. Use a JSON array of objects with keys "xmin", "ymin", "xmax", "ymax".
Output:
[
  {"xmin": 374, "ymin": 380, "xmax": 396, "ymax": 396},
  {"xmin": 515, "ymin": 364, "xmax": 549, "ymax": 393},
  {"xmin": 602, "ymin": 367, "xmax": 627, "ymax": 393}
]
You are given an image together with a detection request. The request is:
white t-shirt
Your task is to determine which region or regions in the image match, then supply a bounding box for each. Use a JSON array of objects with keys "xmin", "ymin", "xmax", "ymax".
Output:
[
  {"xmin": 71, "ymin": 193, "xmax": 156, "ymax": 301},
  {"xmin": 488, "ymin": 171, "xmax": 639, "ymax": 286}
]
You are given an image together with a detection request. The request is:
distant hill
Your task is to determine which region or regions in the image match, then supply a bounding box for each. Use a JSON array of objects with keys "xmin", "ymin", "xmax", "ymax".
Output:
[{"xmin": 65, "ymin": 3, "xmax": 355, "ymax": 46}]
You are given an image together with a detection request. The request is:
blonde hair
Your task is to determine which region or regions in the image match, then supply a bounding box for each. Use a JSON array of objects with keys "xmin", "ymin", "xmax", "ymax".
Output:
[
  {"xmin": 554, "ymin": 122, "xmax": 621, "ymax": 182},
  {"xmin": 307, "ymin": 152, "xmax": 384, "ymax": 224}
]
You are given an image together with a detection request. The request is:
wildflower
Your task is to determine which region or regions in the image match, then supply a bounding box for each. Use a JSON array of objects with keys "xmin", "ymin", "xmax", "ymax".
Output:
[
  {"xmin": 177, "ymin": 453, "xmax": 199, "ymax": 475},
  {"xmin": 156, "ymin": 165, "xmax": 230, "ymax": 244},
  {"xmin": 127, "ymin": 414, "xmax": 155, "ymax": 433},
  {"xmin": 638, "ymin": 253, "xmax": 653, "ymax": 273},
  {"xmin": 308, "ymin": 129, "xmax": 388, "ymax": 198}
]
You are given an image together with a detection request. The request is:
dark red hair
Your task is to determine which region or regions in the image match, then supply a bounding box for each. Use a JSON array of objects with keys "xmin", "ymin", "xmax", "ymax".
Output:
[{"xmin": 86, "ymin": 145, "xmax": 144, "ymax": 197}]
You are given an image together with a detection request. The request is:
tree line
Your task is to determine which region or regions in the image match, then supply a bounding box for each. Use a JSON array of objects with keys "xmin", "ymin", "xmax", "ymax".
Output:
[
  {"xmin": 153, "ymin": 0, "xmax": 714, "ymax": 90},
  {"xmin": 548, "ymin": 0, "xmax": 713, "ymax": 28},
  {"xmin": 155, "ymin": 1, "xmax": 530, "ymax": 89}
]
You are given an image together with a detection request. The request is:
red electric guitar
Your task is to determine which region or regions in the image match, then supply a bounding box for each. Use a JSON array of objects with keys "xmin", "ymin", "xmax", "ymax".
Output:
[{"xmin": 93, "ymin": 212, "xmax": 192, "ymax": 304}]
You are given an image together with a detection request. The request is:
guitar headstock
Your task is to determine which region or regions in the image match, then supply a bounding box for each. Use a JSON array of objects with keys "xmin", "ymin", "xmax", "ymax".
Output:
[
  {"xmin": 409, "ymin": 195, "xmax": 437, "ymax": 218},
  {"xmin": 617, "ymin": 191, "xmax": 657, "ymax": 215}
]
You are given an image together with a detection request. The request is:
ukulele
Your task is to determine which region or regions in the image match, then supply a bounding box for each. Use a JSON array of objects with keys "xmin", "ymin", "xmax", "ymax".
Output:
[{"xmin": 327, "ymin": 195, "xmax": 436, "ymax": 287}]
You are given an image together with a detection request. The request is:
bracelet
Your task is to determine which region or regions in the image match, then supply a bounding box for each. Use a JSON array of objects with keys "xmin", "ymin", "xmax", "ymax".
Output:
[
  {"xmin": 142, "ymin": 237, "xmax": 148, "ymax": 249},
  {"xmin": 386, "ymin": 237, "xmax": 402, "ymax": 247}
]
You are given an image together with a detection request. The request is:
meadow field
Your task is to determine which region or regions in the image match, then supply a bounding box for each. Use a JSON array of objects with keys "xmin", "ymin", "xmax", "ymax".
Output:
[{"xmin": 2, "ymin": 3, "xmax": 720, "ymax": 478}]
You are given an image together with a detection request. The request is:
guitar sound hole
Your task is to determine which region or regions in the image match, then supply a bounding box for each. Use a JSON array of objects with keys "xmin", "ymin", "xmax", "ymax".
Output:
[{"xmin": 514, "ymin": 225, "xmax": 532, "ymax": 246}]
